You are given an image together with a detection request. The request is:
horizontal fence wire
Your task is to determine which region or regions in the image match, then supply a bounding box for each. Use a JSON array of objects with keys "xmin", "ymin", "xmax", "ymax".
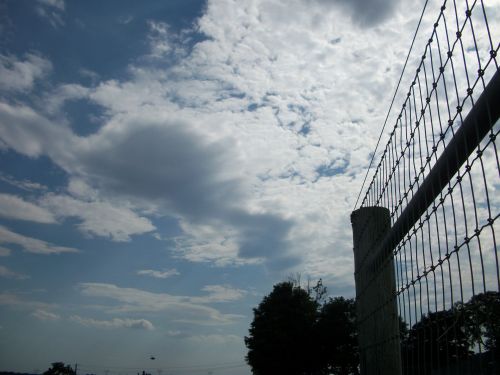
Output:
[{"xmin": 355, "ymin": 0, "xmax": 499, "ymax": 374}]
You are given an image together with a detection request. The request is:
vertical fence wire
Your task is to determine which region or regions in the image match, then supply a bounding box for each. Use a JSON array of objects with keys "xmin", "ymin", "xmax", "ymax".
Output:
[{"xmin": 354, "ymin": 0, "xmax": 499, "ymax": 374}]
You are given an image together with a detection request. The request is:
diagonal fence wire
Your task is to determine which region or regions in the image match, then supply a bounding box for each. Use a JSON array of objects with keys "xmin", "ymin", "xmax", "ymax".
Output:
[{"xmin": 353, "ymin": 0, "xmax": 499, "ymax": 374}]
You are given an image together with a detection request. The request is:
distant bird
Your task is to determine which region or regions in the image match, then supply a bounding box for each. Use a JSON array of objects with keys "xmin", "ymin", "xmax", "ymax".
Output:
[{"xmin": 150, "ymin": 356, "xmax": 156, "ymax": 360}]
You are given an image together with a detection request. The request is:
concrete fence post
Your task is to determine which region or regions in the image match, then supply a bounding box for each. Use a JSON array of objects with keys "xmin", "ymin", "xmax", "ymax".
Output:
[{"xmin": 351, "ymin": 207, "xmax": 401, "ymax": 375}]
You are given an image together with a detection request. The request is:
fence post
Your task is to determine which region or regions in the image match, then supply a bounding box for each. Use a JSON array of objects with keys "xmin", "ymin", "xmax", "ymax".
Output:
[{"xmin": 351, "ymin": 207, "xmax": 401, "ymax": 375}]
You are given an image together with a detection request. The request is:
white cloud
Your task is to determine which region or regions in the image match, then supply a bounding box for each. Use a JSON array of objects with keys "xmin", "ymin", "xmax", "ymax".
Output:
[
  {"xmin": 0, "ymin": 103, "xmax": 155, "ymax": 242},
  {"xmin": 173, "ymin": 221, "xmax": 263, "ymax": 267},
  {"xmin": 0, "ymin": 101, "xmax": 75, "ymax": 158},
  {"xmin": 0, "ymin": 173, "xmax": 47, "ymax": 192},
  {"xmin": 117, "ymin": 15, "xmax": 134, "ymax": 25},
  {"xmin": 79, "ymin": 68, "xmax": 100, "ymax": 82},
  {"xmin": 41, "ymin": 194, "xmax": 156, "ymax": 242},
  {"xmin": 137, "ymin": 268, "xmax": 180, "ymax": 279},
  {"xmin": 1, "ymin": 0, "xmax": 408, "ymax": 275},
  {"xmin": 166, "ymin": 331, "xmax": 241, "ymax": 344},
  {"xmin": 70, "ymin": 315, "xmax": 154, "ymax": 330},
  {"xmin": 35, "ymin": 0, "xmax": 65, "ymax": 27},
  {"xmin": 66, "ymin": 178, "xmax": 98, "ymax": 200},
  {"xmin": 32, "ymin": 309, "xmax": 60, "ymax": 321},
  {"xmin": 147, "ymin": 21, "xmax": 172, "ymax": 57},
  {"xmin": 310, "ymin": 0, "xmax": 400, "ymax": 27},
  {"xmin": 0, "ymin": 247, "xmax": 11, "ymax": 256},
  {"xmin": 78, "ymin": 283, "xmax": 245, "ymax": 325},
  {"xmin": 0, "ymin": 265, "xmax": 29, "ymax": 280},
  {"xmin": 62, "ymin": 0, "xmax": 424, "ymax": 274},
  {"xmin": 146, "ymin": 20, "xmax": 193, "ymax": 60},
  {"xmin": 0, "ymin": 193, "xmax": 56, "ymax": 223},
  {"xmin": 0, "ymin": 292, "xmax": 56, "ymax": 310},
  {"xmin": 1, "ymin": 0, "xmax": 497, "ymax": 294},
  {"xmin": 45, "ymin": 83, "xmax": 90, "ymax": 113},
  {"xmin": 193, "ymin": 285, "xmax": 247, "ymax": 303},
  {"xmin": 0, "ymin": 53, "xmax": 52, "ymax": 92},
  {"xmin": 36, "ymin": 0, "xmax": 65, "ymax": 10},
  {"xmin": 165, "ymin": 330, "xmax": 241, "ymax": 344},
  {"xmin": 0, "ymin": 225, "xmax": 78, "ymax": 254}
]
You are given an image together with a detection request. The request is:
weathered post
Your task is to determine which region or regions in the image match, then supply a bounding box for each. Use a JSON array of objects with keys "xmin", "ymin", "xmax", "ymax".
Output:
[{"xmin": 351, "ymin": 207, "xmax": 401, "ymax": 375}]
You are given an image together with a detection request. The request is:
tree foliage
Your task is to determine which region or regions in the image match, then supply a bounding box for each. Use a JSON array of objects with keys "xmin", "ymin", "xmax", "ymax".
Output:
[
  {"xmin": 460, "ymin": 291, "xmax": 500, "ymax": 356},
  {"xmin": 43, "ymin": 363, "xmax": 76, "ymax": 375},
  {"xmin": 245, "ymin": 280, "xmax": 358, "ymax": 375},
  {"xmin": 316, "ymin": 297, "xmax": 358, "ymax": 375},
  {"xmin": 401, "ymin": 291, "xmax": 500, "ymax": 374},
  {"xmin": 401, "ymin": 309, "xmax": 471, "ymax": 374}
]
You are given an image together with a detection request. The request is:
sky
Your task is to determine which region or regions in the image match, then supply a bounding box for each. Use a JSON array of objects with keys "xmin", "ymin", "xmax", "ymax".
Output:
[{"xmin": 0, "ymin": 0, "xmax": 499, "ymax": 374}]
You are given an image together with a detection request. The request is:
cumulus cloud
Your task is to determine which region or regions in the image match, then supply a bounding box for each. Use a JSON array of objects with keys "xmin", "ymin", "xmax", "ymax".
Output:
[
  {"xmin": 0, "ymin": 53, "xmax": 52, "ymax": 92},
  {"xmin": 0, "ymin": 265, "xmax": 29, "ymax": 280},
  {"xmin": 75, "ymin": 118, "xmax": 295, "ymax": 265},
  {"xmin": 0, "ymin": 101, "xmax": 75, "ymax": 158},
  {"xmin": 0, "ymin": 0, "xmax": 476, "ymax": 286},
  {"xmin": 0, "ymin": 60, "xmax": 296, "ymax": 268},
  {"xmin": 0, "ymin": 86, "xmax": 294, "ymax": 263},
  {"xmin": 147, "ymin": 20, "xmax": 173, "ymax": 57},
  {"xmin": 172, "ymin": 221, "xmax": 261, "ymax": 267},
  {"xmin": 137, "ymin": 268, "xmax": 180, "ymax": 279},
  {"xmin": 32, "ymin": 309, "xmax": 60, "ymax": 321},
  {"xmin": 78, "ymin": 283, "xmax": 245, "ymax": 325},
  {"xmin": 45, "ymin": 83, "xmax": 90, "ymax": 113},
  {"xmin": 70, "ymin": 315, "xmax": 154, "ymax": 330},
  {"xmin": 0, "ymin": 193, "xmax": 56, "ymax": 223},
  {"xmin": 0, "ymin": 225, "xmax": 78, "ymax": 254},
  {"xmin": 310, "ymin": 0, "xmax": 400, "ymax": 27},
  {"xmin": 40, "ymin": 194, "xmax": 156, "ymax": 242},
  {"xmin": 77, "ymin": 120, "xmax": 241, "ymax": 215}
]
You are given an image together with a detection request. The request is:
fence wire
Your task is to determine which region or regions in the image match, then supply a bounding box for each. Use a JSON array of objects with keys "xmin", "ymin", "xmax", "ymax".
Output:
[{"xmin": 355, "ymin": 0, "xmax": 499, "ymax": 374}]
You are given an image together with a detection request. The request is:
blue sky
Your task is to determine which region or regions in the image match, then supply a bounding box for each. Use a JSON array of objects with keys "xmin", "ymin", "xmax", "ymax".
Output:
[{"xmin": 1, "ymin": 0, "xmax": 499, "ymax": 374}]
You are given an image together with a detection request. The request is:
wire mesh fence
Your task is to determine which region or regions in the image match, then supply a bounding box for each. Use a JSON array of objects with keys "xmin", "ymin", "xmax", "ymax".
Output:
[{"xmin": 352, "ymin": 0, "xmax": 499, "ymax": 374}]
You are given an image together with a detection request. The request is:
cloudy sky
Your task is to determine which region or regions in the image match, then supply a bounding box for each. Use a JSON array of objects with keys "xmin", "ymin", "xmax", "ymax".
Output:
[{"xmin": 0, "ymin": 0, "xmax": 499, "ymax": 374}]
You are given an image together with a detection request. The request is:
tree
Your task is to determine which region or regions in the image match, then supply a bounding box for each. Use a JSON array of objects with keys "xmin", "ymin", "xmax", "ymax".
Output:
[
  {"xmin": 43, "ymin": 363, "xmax": 76, "ymax": 375},
  {"xmin": 401, "ymin": 309, "xmax": 471, "ymax": 374},
  {"xmin": 245, "ymin": 282, "xmax": 319, "ymax": 375},
  {"xmin": 316, "ymin": 297, "xmax": 359, "ymax": 375},
  {"xmin": 245, "ymin": 280, "xmax": 359, "ymax": 375},
  {"xmin": 460, "ymin": 291, "xmax": 500, "ymax": 357},
  {"xmin": 400, "ymin": 291, "xmax": 500, "ymax": 374}
]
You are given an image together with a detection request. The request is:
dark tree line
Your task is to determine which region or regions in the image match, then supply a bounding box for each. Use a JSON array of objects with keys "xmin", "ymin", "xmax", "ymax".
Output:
[
  {"xmin": 42, "ymin": 363, "xmax": 75, "ymax": 375},
  {"xmin": 245, "ymin": 280, "xmax": 358, "ymax": 375},
  {"xmin": 245, "ymin": 279, "xmax": 499, "ymax": 375},
  {"xmin": 401, "ymin": 291, "xmax": 499, "ymax": 374}
]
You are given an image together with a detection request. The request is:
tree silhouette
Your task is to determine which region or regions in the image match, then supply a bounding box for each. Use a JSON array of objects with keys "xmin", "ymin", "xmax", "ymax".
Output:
[
  {"xmin": 460, "ymin": 291, "xmax": 500, "ymax": 357},
  {"xmin": 401, "ymin": 291, "xmax": 500, "ymax": 374},
  {"xmin": 245, "ymin": 282, "xmax": 318, "ymax": 375},
  {"xmin": 315, "ymin": 297, "xmax": 359, "ymax": 375},
  {"xmin": 43, "ymin": 363, "xmax": 76, "ymax": 375},
  {"xmin": 245, "ymin": 281, "xmax": 359, "ymax": 375},
  {"xmin": 401, "ymin": 309, "xmax": 471, "ymax": 374}
]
